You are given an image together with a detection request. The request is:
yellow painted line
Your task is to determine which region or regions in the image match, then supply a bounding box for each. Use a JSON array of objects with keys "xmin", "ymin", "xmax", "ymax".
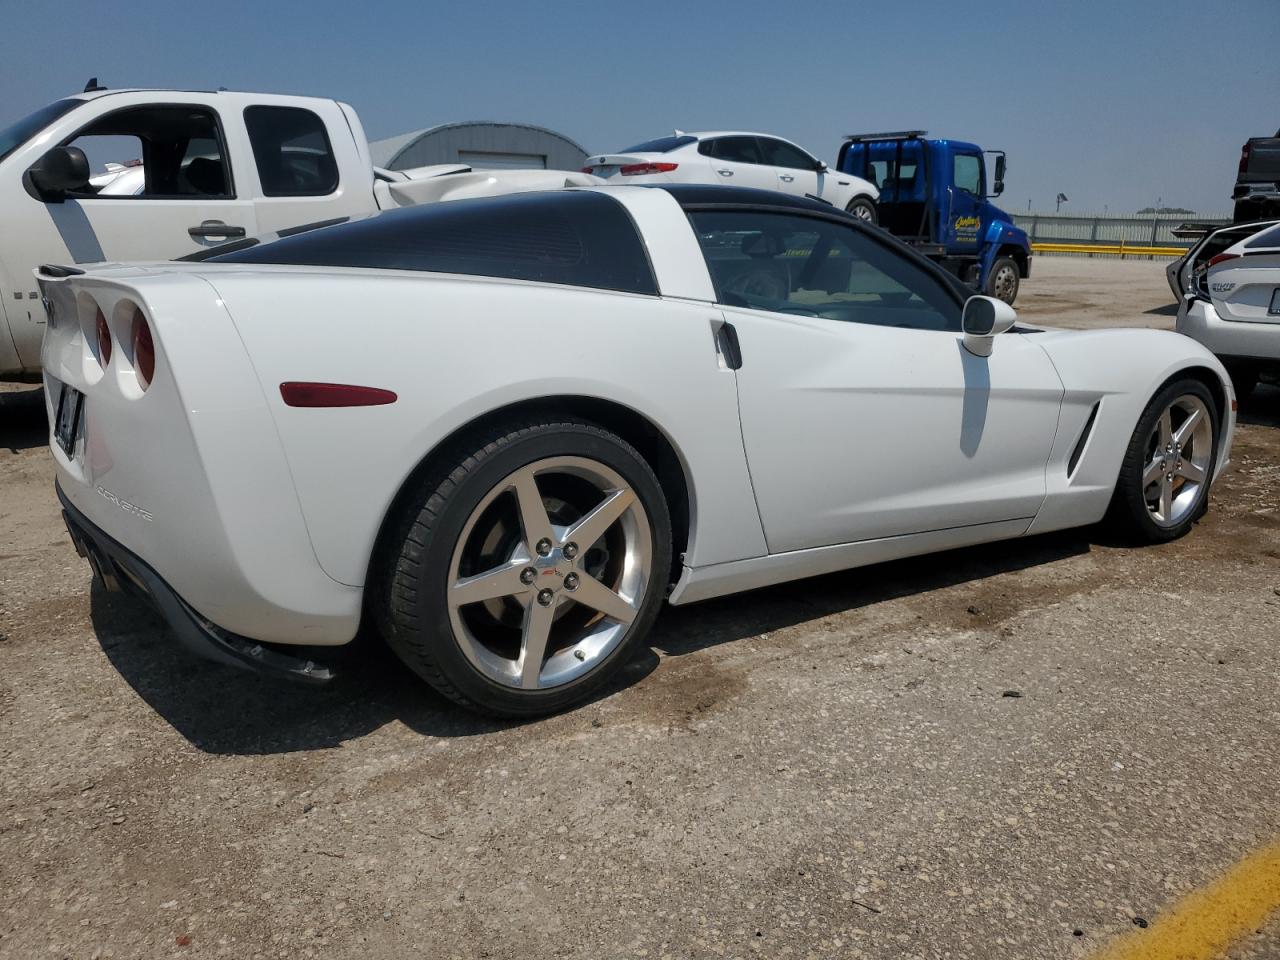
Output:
[
  {"xmin": 1092, "ymin": 837, "xmax": 1280, "ymax": 960},
  {"xmin": 1032, "ymin": 241, "xmax": 1188, "ymax": 257}
]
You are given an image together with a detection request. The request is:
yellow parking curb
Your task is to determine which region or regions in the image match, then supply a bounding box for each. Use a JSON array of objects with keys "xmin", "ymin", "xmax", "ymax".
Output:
[{"xmin": 1092, "ymin": 838, "xmax": 1280, "ymax": 960}]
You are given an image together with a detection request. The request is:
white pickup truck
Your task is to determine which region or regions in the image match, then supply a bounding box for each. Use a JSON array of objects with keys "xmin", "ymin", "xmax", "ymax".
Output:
[{"xmin": 0, "ymin": 86, "xmax": 596, "ymax": 381}]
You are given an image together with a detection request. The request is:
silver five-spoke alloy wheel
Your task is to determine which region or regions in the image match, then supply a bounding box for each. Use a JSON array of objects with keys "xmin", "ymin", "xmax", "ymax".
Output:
[
  {"xmin": 1142, "ymin": 394, "xmax": 1212, "ymax": 527},
  {"xmin": 446, "ymin": 456, "xmax": 652, "ymax": 691}
]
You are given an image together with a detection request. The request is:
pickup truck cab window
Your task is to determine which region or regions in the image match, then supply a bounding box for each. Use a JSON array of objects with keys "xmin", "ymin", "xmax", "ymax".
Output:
[
  {"xmin": 244, "ymin": 106, "xmax": 339, "ymax": 197},
  {"xmin": 689, "ymin": 209, "xmax": 960, "ymax": 331},
  {"xmin": 63, "ymin": 105, "xmax": 233, "ymax": 199}
]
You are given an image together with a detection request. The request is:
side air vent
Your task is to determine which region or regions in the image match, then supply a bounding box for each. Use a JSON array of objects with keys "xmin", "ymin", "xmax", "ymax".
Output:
[{"xmin": 1067, "ymin": 401, "xmax": 1101, "ymax": 478}]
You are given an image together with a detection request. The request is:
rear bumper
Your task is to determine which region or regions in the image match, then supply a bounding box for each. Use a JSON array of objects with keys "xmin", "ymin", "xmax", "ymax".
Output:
[
  {"xmin": 1232, "ymin": 183, "xmax": 1280, "ymax": 202},
  {"xmin": 59, "ymin": 481, "xmax": 337, "ymax": 684},
  {"xmin": 1176, "ymin": 298, "xmax": 1280, "ymax": 363}
]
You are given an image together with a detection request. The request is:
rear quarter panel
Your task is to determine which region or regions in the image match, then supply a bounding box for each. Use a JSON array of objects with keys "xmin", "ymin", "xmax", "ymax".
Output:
[
  {"xmin": 203, "ymin": 269, "xmax": 767, "ymax": 587},
  {"xmin": 41, "ymin": 268, "xmax": 361, "ymax": 643}
]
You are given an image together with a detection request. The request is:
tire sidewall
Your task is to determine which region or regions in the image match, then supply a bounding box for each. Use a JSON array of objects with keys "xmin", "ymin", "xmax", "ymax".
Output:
[
  {"xmin": 1117, "ymin": 378, "xmax": 1219, "ymax": 542},
  {"xmin": 847, "ymin": 197, "xmax": 878, "ymax": 225},
  {"xmin": 399, "ymin": 423, "xmax": 671, "ymax": 716}
]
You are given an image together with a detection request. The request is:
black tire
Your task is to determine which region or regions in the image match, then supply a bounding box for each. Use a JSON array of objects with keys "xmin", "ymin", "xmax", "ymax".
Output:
[
  {"xmin": 846, "ymin": 197, "xmax": 878, "ymax": 225},
  {"xmin": 377, "ymin": 418, "xmax": 672, "ymax": 718},
  {"xmin": 985, "ymin": 256, "xmax": 1020, "ymax": 305},
  {"xmin": 1105, "ymin": 378, "xmax": 1219, "ymax": 544},
  {"xmin": 1224, "ymin": 361, "xmax": 1258, "ymax": 400}
]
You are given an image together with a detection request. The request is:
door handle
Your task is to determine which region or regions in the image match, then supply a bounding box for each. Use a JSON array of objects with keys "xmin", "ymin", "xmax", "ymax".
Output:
[
  {"xmin": 716, "ymin": 169, "xmax": 734, "ymax": 177},
  {"xmin": 713, "ymin": 321, "xmax": 743, "ymax": 370},
  {"xmin": 779, "ymin": 174, "xmax": 795, "ymax": 183},
  {"xmin": 188, "ymin": 220, "xmax": 246, "ymax": 239}
]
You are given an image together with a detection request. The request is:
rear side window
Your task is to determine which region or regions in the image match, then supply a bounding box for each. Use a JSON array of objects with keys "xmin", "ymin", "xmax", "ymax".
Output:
[
  {"xmin": 244, "ymin": 106, "xmax": 338, "ymax": 197},
  {"xmin": 758, "ymin": 138, "xmax": 815, "ymax": 171},
  {"xmin": 1244, "ymin": 223, "xmax": 1280, "ymax": 248},
  {"xmin": 214, "ymin": 191, "xmax": 658, "ymax": 295},
  {"xmin": 699, "ymin": 137, "xmax": 763, "ymax": 165},
  {"xmin": 619, "ymin": 135, "xmax": 695, "ymax": 154}
]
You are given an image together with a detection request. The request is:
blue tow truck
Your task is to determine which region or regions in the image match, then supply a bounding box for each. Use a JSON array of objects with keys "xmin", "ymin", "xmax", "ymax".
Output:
[{"xmin": 837, "ymin": 131, "xmax": 1030, "ymax": 304}]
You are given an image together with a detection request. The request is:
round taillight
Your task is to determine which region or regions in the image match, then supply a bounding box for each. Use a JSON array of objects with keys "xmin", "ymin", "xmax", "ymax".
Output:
[
  {"xmin": 131, "ymin": 310, "xmax": 155, "ymax": 390},
  {"xmin": 95, "ymin": 308, "xmax": 112, "ymax": 367}
]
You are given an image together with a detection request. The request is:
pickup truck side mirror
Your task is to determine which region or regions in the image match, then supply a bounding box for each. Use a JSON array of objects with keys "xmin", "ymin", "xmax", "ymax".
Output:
[
  {"xmin": 815, "ymin": 159, "xmax": 828, "ymax": 172},
  {"xmin": 962, "ymin": 295, "xmax": 1017, "ymax": 357},
  {"xmin": 24, "ymin": 146, "xmax": 91, "ymax": 203},
  {"xmin": 992, "ymin": 155, "xmax": 1006, "ymax": 197}
]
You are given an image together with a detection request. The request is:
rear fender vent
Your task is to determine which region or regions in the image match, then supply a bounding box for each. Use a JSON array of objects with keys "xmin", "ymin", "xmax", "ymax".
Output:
[{"xmin": 1067, "ymin": 401, "xmax": 1101, "ymax": 478}]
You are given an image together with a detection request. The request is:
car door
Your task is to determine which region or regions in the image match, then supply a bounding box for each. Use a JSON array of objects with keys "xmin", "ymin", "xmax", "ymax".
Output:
[
  {"xmin": 945, "ymin": 150, "xmax": 984, "ymax": 254},
  {"xmin": 56, "ymin": 101, "xmax": 258, "ymax": 261},
  {"xmin": 685, "ymin": 207, "xmax": 1063, "ymax": 553},
  {"xmin": 697, "ymin": 136, "xmax": 776, "ymax": 190},
  {"xmin": 757, "ymin": 136, "xmax": 820, "ymax": 200}
]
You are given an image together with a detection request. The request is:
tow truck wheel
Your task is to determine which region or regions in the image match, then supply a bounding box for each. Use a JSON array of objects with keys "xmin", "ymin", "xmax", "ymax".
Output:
[
  {"xmin": 846, "ymin": 198, "xmax": 878, "ymax": 225},
  {"xmin": 986, "ymin": 256, "xmax": 1020, "ymax": 305}
]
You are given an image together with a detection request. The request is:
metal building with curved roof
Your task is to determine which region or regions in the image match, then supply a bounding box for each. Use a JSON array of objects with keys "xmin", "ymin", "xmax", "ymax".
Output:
[{"xmin": 370, "ymin": 121, "xmax": 589, "ymax": 172}]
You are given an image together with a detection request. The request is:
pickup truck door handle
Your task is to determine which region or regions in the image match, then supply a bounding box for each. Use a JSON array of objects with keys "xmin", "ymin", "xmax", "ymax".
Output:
[
  {"xmin": 716, "ymin": 169, "xmax": 734, "ymax": 177},
  {"xmin": 188, "ymin": 220, "xmax": 246, "ymax": 240},
  {"xmin": 779, "ymin": 174, "xmax": 795, "ymax": 183}
]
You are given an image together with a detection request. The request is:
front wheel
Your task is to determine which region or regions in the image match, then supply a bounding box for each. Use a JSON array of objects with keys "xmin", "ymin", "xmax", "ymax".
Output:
[
  {"xmin": 1106, "ymin": 379, "xmax": 1218, "ymax": 543},
  {"xmin": 378, "ymin": 418, "xmax": 672, "ymax": 717},
  {"xmin": 846, "ymin": 197, "xmax": 878, "ymax": 225},
  {"xmin": 985, "ymin": 256, "xmax": 1020, "ymax": 305}
]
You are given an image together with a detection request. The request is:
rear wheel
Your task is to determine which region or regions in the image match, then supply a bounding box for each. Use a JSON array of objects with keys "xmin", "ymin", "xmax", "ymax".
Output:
[
  {"xmin": 985, "ymin": 256, "xmax": 1020, "ymax": 305},
  {"xmin": 846, "ymin": 197, "xmax": 878, "ymax": 225},
  {"xmin": 379, "ymin": 419, "xmax": 671, "ymax": 717},
  {"xmin": 1106, "ymin": 379, "xmax": 1218, "ymax": 543}
]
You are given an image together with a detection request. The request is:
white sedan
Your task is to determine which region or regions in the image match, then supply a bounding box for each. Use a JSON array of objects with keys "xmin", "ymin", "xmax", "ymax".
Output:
[
  {"xmin": 1176, "ymin": 220, "xmax": 1280, "ymax": 397},
  {"xmin": 42, "ymin": 185, "xmax": 1235, "ymax": 717},
  {"xmin": 582, "ymin": 132, "xmax": 880, "ymax": 221}
]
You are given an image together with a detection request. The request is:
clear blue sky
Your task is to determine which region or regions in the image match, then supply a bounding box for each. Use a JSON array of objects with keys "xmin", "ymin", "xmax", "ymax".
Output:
[{"xmin": 2, "ymin": 0, "xmax": 1276, "ymax": 214}]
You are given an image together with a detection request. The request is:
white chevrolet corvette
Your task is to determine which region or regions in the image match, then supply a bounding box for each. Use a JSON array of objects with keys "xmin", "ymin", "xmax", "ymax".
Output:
[{"xmin": 41, "ymin": 185, "xmax": 1235, "ymax": 716}]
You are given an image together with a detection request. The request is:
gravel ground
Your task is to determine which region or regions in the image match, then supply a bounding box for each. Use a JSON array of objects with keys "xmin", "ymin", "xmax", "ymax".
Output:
[{"xmin": 2, "ymin": 258, "xmax": 1278, "ymax": 960}]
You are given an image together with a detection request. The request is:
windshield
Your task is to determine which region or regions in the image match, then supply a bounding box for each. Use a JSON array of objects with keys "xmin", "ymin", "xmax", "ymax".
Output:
[{"xmin": 0, "ymin": 99, "xmax": 81, "ymax": 165}]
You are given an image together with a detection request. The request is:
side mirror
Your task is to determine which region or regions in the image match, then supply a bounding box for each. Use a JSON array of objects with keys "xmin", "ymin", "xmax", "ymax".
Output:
[
  {"xmin": 992, "ymin": 155, "xmax": 1006, "ymax": 197},
  {"xmin": 24, "ymin": 146, "xmax": 91, "ymax": 202},
  {"xmin": 816, "ymin": 159, "xmax": 828, "ymax": 172},
  {"xmin": 962, "ymin": 295, "xmax": 1017, "ymax": 357}
]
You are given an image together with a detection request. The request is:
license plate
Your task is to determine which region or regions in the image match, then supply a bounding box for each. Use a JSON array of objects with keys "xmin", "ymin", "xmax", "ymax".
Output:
[
  {"xmin": 54, "ymin": 384, "xmax": 84, "ymax": 457},
  {"xmin": 1270, "ymin": 288, "xmax": 1280, "ymax": 316}
]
